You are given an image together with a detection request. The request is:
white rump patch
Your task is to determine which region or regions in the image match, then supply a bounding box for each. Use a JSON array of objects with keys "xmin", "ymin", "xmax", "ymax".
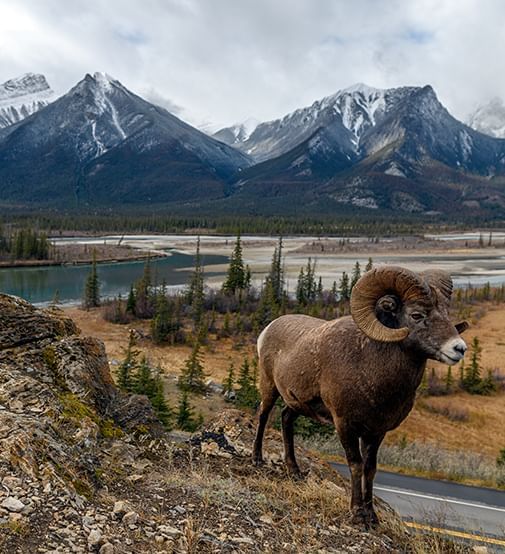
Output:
[{"xmin": 257, "ymin": 321, "xmax": 275, "ymax": 357}]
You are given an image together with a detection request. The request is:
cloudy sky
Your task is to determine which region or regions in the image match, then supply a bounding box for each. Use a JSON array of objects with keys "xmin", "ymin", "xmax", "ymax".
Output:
[{"xmin": 1, "ymin": 0, "xmax": 504, "ymax": 129}]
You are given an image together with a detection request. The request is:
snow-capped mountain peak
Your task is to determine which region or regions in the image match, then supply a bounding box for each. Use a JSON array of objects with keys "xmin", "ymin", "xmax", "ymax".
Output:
[
  {"xmin": 214, "ymin": 83, "xmax": 422, "ymax": 162},
  {"xmin": 0, "ymin": 72, "xmax": 55, "ymax": 128},
  {"xmin": 339, "ymin": 82, "xmax": 381, "ymax": 96},
  {"xmin": 92, "ymin": 71, "xmax": 116, "ymax": 85},
  {"xmin": 213, "ymin": 117, "xmax": 259, "ymax": 145}
]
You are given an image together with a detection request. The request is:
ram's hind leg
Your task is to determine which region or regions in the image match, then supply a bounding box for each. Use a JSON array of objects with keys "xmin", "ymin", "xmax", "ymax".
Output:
[
  {"xmin": 252, "ymin": 382, "xmax": 279, "ymax": 467},
  {"xmin": 281, "ymin": 406, "xmax": 302, "ymax": 478}
]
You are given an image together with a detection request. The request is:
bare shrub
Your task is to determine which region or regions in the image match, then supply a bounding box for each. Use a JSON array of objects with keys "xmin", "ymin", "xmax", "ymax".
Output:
[
  {"xmin": 101, "ymin": 298, "xmax": 132, "ymax": 324},
  {"xmin": 419, "ymin": 400, "xmax": 470, "ymax": 422}
]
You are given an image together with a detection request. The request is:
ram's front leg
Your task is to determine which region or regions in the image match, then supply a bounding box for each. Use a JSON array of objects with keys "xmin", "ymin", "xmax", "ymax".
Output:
[
  {"xmin": 336, "ymin": 422, "xmax": 366, "ymax": 525},
  {"xmin": 360, "ymin": 433, "xmax": 384, "ymax": 526}
]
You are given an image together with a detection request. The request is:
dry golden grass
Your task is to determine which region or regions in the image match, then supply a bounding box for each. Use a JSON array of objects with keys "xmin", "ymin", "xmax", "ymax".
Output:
[
  {"xmin": 66, "ymin": 307, "xmax": 256, "ymax": 380},
  {"xmin": 431, "ymin": 303, "xmax": 505, "ymax": 373},
  {"xmin": 388, "ymin": 392, "xmax": 505, "ymax": 458}
]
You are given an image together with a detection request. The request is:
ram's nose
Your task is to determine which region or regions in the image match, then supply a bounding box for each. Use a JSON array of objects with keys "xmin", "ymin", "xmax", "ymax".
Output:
[
  {"xmin": 453, "ymin": 341, "xmax": 467, "ymax": 356},
  {"xmin": 440, "ymin": 337, "xmax": 468, "ymax": 364}
]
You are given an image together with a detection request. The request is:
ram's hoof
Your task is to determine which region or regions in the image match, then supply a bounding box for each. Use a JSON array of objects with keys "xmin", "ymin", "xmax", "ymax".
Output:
[
  {"xmin": 349, "ymin": 508, "xmax": 368, "ymax": 528},
  {"xmin": 286, "ymin": 466, "xmax": 305, "ymax": 481},
  {"xmin": 365, "ymin": 508, "xmax": 379, "ymax": 527},
  {"xmin": 349, "ymin": 507, "xmax": 379, "ymax": 529},
  {"xmin": 252, "ymin": 456, "xmax": 265, "ymax": 467}
]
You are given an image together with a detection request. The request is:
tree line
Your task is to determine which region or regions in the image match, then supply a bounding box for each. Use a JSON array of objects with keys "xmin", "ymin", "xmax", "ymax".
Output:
[
  {"xmin": 3, "ymin": 211, "xmax": 487, "ymax": 237},
  {"xmin": 0, "ymin": 225, "xmax": 50, "ymax": 260}
]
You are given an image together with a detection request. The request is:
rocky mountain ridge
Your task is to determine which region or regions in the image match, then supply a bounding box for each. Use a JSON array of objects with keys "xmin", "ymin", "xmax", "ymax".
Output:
[
  {"xmin": 0, "ymin": 72, "xmax": 251, "ymax": 206},
  {"xmin": 2, "ymin": 74, "xmax": 505, "ymax": 217},
  {"xmin": 220, "ymin": 84, "xmax": 505, "ymax": 217},
  {"xmin": 0, "ymin": 73, "xmax": 55, "ymax": 129}
]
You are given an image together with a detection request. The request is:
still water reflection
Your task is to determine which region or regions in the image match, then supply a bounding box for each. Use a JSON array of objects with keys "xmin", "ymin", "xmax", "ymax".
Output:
[{"xmin": 0, "ymin": 252, "xmax": 227, "ymax": 305}]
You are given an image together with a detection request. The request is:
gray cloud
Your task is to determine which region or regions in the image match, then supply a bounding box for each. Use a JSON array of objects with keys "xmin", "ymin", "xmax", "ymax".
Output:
[{"xmin": 1, "ymin": 0, "xmax": 505, "ymax": 128}]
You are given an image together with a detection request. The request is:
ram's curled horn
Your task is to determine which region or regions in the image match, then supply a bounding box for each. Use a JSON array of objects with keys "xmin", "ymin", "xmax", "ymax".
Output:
[
  {"xmin": 420, "ymin": 270, "xmax": 453, "ymax": 302},
  {"xmin": 350, "ymin": 266, "xmax": 431, "ymax": 342}
]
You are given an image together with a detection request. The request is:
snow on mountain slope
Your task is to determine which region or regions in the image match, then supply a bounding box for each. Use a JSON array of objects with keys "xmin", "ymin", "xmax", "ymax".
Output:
[
  {"xmin": 213, "ymin": 118, "xmax": 259, "ymax": 145},
  {"xmin": 214, "ymin": 83, "xmax": 419, "ymax": 162},
  {"xmin": 0, "ymin": 72, "xmax": 252, "ymax": 205},
  {"xmin": 467, "ymin": 97, "xmax": 505, "ymax": 138},
  {"xmin": 0, "ymin": 73, "xmax": 55, "ymax": 128}
]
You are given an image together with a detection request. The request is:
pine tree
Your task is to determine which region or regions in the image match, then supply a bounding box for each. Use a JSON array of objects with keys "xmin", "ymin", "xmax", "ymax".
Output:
[
  {"xmin": 244, "ymin": 265, "xmax": 252, "ymax": 289},
  {"xmin": 151, "ymin": 289, "xmax": 172, "ymax": 344},
  {"xmin": 269, "ymin": 237, "xmax": 285, "ymax": 304},
  {"xmin": 418, "ymin": 369, "xmax": 428, "ymax": 395},
  {"xmin": 126, "ymin": 285, "xmax": 136, "ymax": 314},
  {"xmin": 235, "ymin": 358, "xmax": 259, "ymax": 409},
  {"xmin": 254, "ymin": 277, "xmax": 280, "ymax": 329},
  {"xmin": 296, "ymin": 267, "xmax": 306, "ymax": 306},
  {"xmin": 365, "ymin": 257, "xmax": 373, "ymax": 272},
  {"xmin": 83, "ymin": 250, "xmax": 100, "ymax": 309},
  {"xmin": 117, "ymin": 331, "xmax": 140, "ymax": 392},
  {"xmin": 462, "ymin": 337, "xmax": 482, "ymax": 393},
  {"xmin": 295, "ymin": 258, "xmax": 318, "ymax": 307},
  {"xmin": 178, "ymin": 341, "xmax": 207, "ymax": 393},
  {"xmin": 222, "ymin": 362, "xmax": 235, "ymax": 401},
  {"xmin": 445, "ymin": 366, "xmax": 454, "ymax": 393},
  {"xmin": 222, "ymin": 311, "xmax": 231, "ymax": 337},
  {"xmin": 176, "ymin": 391, "xmax": 198, "ymax": 431},
  {"xmin": 135, "ymin": 256, "xmax": 153, "ymax": 318},
  {"xmin": 480, "ymin": 369, "xmax": 497, "ymax": 395},
  {"xmin": 317, "ymin": 276, "xmax": 324, "ymax": 299},
  {"xmin": 133, "ymin": 355, "xmax": 156, "ymax": 397},
  {"xmin": 111, "ymin": 294, "xmax": 123, "ymax": 323},
  {"xmin": 339, "ymin": 271, "xmax": 350, "ymax": 301},
  {"xmin": 222, "ymin": 233, "xmax": 248, "ymax": 295},
  {"xmin": 187, "ymin": 238, "xmax": 205, "ymax": 329},
  {"xmin": 151, "ymin": 370, "xmax": 172, "ymax": 429},
  {"xmin": 331, "ymin": 281, "xmax": 338, "ymax": 302},
  {"xmin": 350, "ymin": 261, "xmax": 361, "ymax": 291}
]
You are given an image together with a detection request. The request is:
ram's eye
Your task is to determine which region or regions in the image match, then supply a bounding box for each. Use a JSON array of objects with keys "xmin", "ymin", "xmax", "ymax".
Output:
[{"xmin": 411, "ymin": 312, "xmax": 425, "ymax": 322}]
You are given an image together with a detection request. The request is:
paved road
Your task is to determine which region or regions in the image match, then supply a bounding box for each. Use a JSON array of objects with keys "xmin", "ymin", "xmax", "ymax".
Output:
[{"xmin": 330, "ymin": 462, "xmax": 505, "ymax": 546}]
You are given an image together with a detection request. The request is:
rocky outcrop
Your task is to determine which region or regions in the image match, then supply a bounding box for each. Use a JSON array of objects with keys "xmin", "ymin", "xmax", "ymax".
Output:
[
  {"xmin": 0, "ymin": 293, "xmax": 162, "ymax": 433},
  {"xmin": 0, "ymin": 294, "xmax": 165, "ymax": 551}
]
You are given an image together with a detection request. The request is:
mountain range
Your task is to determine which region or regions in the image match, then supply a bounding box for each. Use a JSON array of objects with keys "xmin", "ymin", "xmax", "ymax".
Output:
[
  {"xmin": 0, "ymin": 73, "xmax": 54, "ymax": 129},
  {"xmin": 0, "ymin": 73, "xmax": 250, "ymax": 205},
  {"xmin": 1, "ymin": 72, "xmax": 505, "ymax": 218}
]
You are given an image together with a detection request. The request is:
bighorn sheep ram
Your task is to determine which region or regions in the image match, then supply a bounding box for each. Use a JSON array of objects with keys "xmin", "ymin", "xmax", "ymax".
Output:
[{"xmin": 253, "ymin": 266, "xmax": 468, "ymax": 526}]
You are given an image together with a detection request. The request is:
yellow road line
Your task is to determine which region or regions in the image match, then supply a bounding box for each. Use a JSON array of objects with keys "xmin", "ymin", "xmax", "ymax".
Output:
[{"xmin": 404, "ymin": 521, "xmax": 505, "ymax": 546}]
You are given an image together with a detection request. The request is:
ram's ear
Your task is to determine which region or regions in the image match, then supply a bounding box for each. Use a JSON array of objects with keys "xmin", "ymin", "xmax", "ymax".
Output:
[
  {"xmin": 376, "ymin": 295, "xmax": 400, "ymax": 314},
  {"xmin": 455, "ymin": 321, "xmax": 469, "ymax": 334}
]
